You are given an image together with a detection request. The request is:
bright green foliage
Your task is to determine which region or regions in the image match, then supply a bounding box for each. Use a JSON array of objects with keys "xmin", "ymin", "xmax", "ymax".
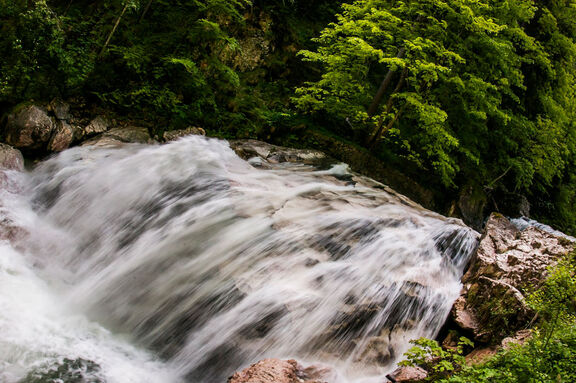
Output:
[
  {"xmin": 294, "ymin": 0, "xmax": 516, "ymax": 186},
  {"xmin": 400, "ymin": 336, "xmax": 474, "ymax": 381},
  {"xmin": 527, "ymin": 252, "xmax": 576, "ymax": 344},
  {"xmin": 294, "ymin": 0, "xmax": 576, "ymax": 201},
  {"xmin": 444, "ymin": 326, "xmax": 576, "ymax": 382}
]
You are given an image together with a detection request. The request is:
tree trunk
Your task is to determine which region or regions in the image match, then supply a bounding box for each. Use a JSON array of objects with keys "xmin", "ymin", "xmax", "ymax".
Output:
[
  {"xmin": 366, "ymin": 66, "xmax": 408, "ymax": 148},
  {"xmin": 366, "ymin": 47, "xmax": 406, "ymax": 117},
  {"xmin": 138, "ymin": 0, "xmax": 153, "ymax": 23},
  {"xmin": 64, "ymin": 0, "xmax": 74, "ymax": 16},
  {"xmin": 99, "ymin": 2, "xmax": 129, "ymax": 57},
  {"xmin": 368, "ymin": 103, "xmax": 408, "ymax": 151}
]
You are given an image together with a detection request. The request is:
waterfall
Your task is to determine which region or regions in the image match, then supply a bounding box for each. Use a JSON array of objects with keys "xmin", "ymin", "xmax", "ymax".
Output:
[{"xmin": 0, "ymin": 136, "xmax": 479, "ymax": 383}]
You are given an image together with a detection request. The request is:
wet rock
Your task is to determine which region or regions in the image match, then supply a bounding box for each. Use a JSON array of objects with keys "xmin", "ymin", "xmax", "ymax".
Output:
[
  {"xmin": 81, "ymin": 126, "xmax": 154, "ymax": 147},
  {"xmin": 84, "ymin": 116, "xmax": 111, "ymax": 135},
  {"xmin": 386, "ymin": 366, "xmax": 427, "ymax": 382},
  {"xmin": 227, "ymin": 359, "xmax": 324, "ymax": 383},
  {"xmin": 0, "ymin": 143, "xmax": 24, "ymax": 171},
  {"xmin": 5, "ymin": 105, "xmax": 55, "ymax": 151},
  {"xmin": 0, "ymin": 215, "xmax": 28, "ymax": 243},
  {"xmin": 81, "ymin": 135, "xmax": 125, "ymax": 148},
  {"xmin": 230, "ymin": 140, "xmax": 335, "ymax": 169},
  {"xmin": 452, "ymin": 213, "xmax": 574, "ymax": 342},
  {"xmin": 104, "ymin": 126, "xmax": 153, "ymax": 144},
  {"xmin": 48, "ymin": 121, "xmax": 74, "ymax": 152},
  {"xmin": 49, "ymin": 98, "xmax": 71, "ymax": 120},
  {"xmin": 163, "ymin": 126, "xmax": 206, "ymax": 141},
  {"xmin": 357, "ymin": 335, "xmax": 394, "ymax": 365},
  {"xmin": 19, "ymin": 358, "xmax": 104, "ymax": 383}
]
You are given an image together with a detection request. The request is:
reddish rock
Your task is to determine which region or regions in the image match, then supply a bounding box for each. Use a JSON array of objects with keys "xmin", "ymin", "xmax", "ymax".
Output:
[
  {"xmin": 0, "ymin": 143, "xmax": 24, "ymax": 171},
  {"xmin": 228, "ymin": 359, "xmax": 325, "ymax": 383},
  {"xmin": 386, "ymin": 366, "xmax": 427, "ymax": 382}
]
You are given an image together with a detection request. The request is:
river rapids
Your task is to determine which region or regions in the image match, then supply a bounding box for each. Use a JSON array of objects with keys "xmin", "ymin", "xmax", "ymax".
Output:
[{"xmin": 0, "ymin": 136, "xmax": 479, "ymax": 383}]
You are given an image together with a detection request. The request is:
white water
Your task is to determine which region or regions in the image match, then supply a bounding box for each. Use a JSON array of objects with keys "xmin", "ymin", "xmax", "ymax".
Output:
[{"xmin": 0, "ymin": 136, "xmax": 478, "ymax": 382}]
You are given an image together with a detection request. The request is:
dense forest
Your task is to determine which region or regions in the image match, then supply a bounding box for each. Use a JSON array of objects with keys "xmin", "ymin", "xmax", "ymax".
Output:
[{"xmin": 1, "ymin": 0, "xmax": 576, "ymax": 235}]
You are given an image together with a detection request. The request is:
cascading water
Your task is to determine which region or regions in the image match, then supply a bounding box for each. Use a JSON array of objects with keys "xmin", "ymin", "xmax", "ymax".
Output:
[{"xmin": 0, "ymin": 136, "xmax": 479, "ymax": 383}]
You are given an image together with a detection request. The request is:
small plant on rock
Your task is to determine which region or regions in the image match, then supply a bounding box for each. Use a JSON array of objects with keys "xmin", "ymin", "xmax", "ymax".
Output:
[{"xmin": 399, "ymin": 336, "xmax": 474, "ymax": 381}]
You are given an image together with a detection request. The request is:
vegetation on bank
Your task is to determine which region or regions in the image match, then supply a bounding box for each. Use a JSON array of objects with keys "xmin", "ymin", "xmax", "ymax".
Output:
[
  {"xmin": 401, "ymin": 251, "xmax": 576, "ymax": 382},
  {"xmin": 1, "ymin": 0, "xmax": 576, "ymax": 234}
]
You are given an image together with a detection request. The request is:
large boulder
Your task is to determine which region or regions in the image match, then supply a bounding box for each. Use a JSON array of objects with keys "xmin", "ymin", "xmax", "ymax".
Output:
[
  {"xmin": 0, "ymin": 143, "xmax": 24, "ymax": 171},
  {"xmin": 451, "ymin": 213, "xmax": 574, "ymax": 342},
  {"xmin": 228, "ymin": 359, "xmax": 325, "ymax": 383},
  {"xmin": 5, "ymin": 105, "xmax": 55, "ymax": 151}
]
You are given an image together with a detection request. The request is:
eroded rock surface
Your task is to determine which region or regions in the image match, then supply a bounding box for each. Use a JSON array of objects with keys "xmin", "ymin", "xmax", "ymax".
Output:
[
  {"xmin": 452, "ymin": 213, "xmax": 574, "ymax": 342},
  {"xmin": 228, "ymin": 359, "xmax": 325, "ymax": 383}
]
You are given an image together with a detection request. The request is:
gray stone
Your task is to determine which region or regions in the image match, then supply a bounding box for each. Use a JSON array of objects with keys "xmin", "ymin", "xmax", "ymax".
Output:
[
  {"xmin": 105, "ymin": 126, "xmax": 153, "ymax": 144},
  {"xmin": 5, "ymin": 105, "xmax": 55, "ymax": 150},
  {"xmin": 49, "ymin": 99, "xmax": 71, "ymax": 120}
]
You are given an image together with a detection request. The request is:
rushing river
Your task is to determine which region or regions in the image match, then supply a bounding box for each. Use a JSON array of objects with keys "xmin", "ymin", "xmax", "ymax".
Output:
[{"xmin": 0, "ymin": 136, "xmax": 478, "ymax": 383}]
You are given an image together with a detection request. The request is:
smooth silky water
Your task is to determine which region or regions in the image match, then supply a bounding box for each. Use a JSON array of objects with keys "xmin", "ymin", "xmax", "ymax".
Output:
[{"xmin": 0, "ymin": 136, "xmax": 479, "ymax": 382}]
